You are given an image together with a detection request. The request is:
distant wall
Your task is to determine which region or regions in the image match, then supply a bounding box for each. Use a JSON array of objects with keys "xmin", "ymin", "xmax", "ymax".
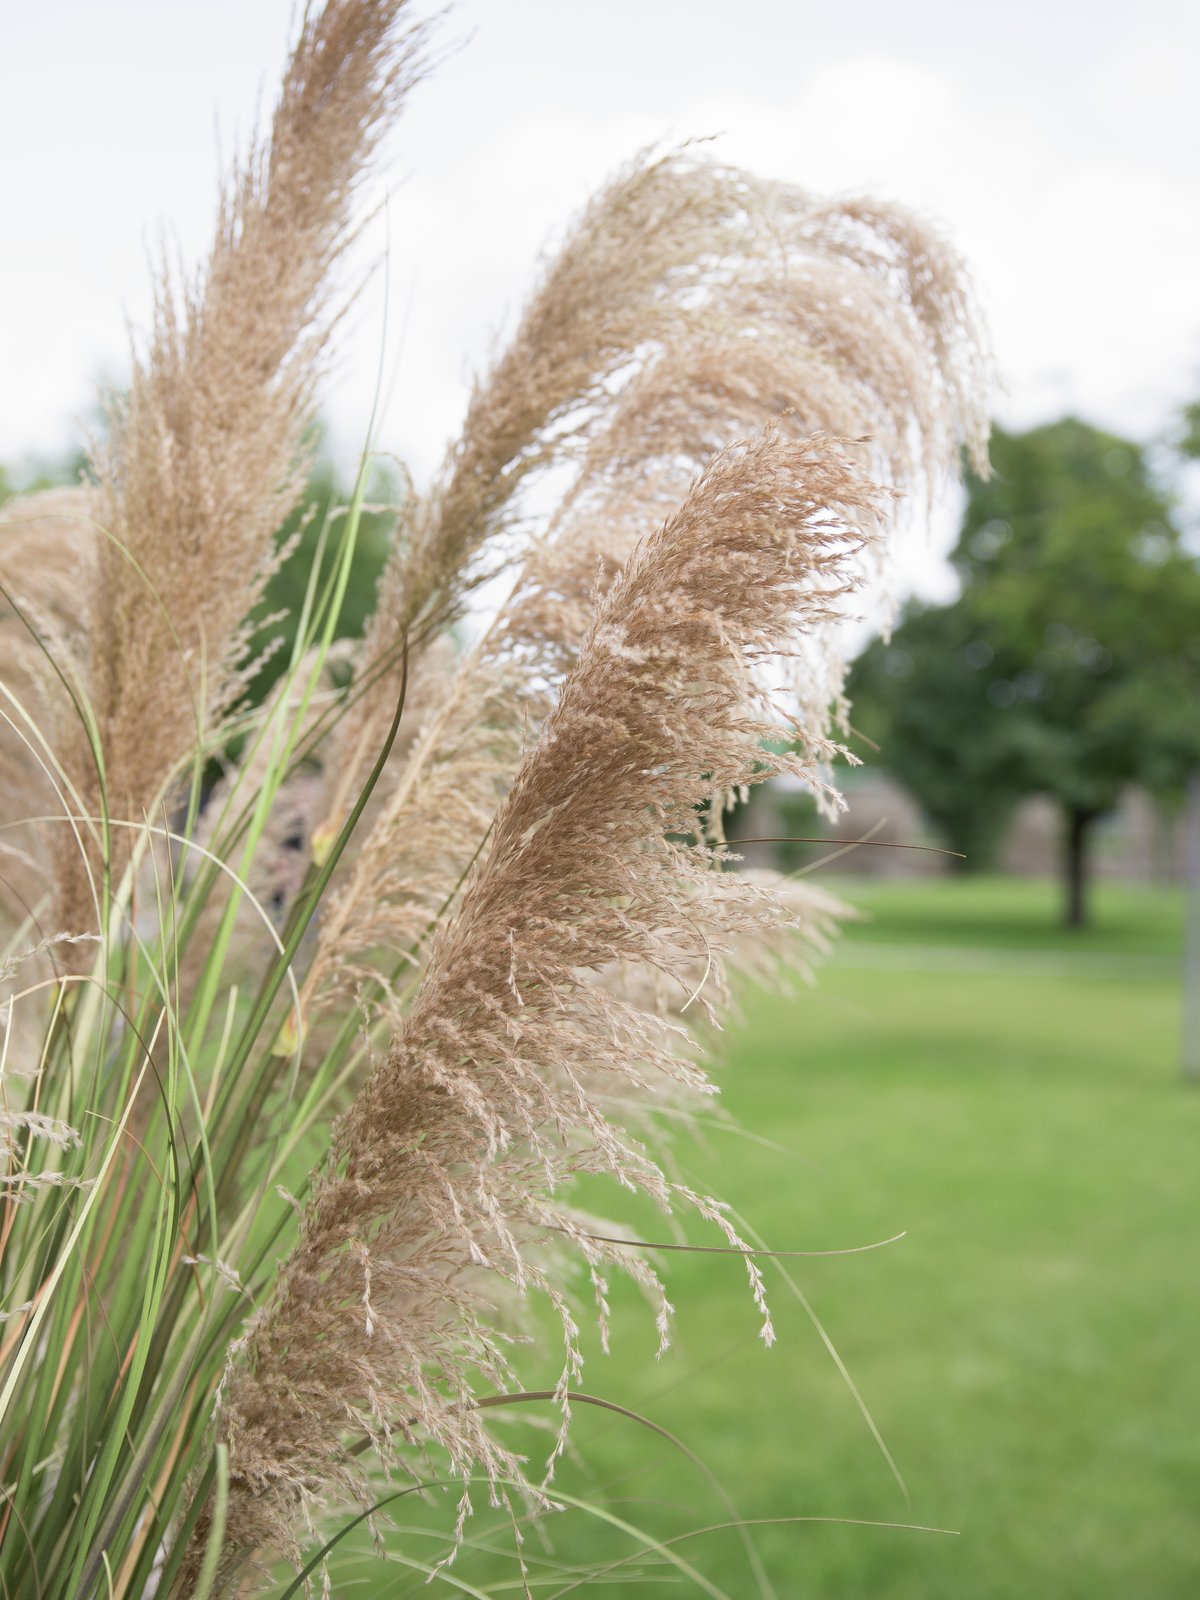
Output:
[
  {"xmin": 1000, "ymin": 787, "xmax": 1186, "ymax": 883},
  {"xmin": 734, "ymin": 774, "xmax": 1188, "ymax": 881}
]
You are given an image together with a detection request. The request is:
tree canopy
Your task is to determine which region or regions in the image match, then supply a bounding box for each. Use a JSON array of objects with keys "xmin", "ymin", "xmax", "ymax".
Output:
[{"xmin": 849, "ymin": 416, "xmax": 1200, "ymax": 924}]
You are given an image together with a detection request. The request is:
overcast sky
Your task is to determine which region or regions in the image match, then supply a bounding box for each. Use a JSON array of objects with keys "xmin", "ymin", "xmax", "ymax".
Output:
[{"xmin": 3, "ymin": 0, "xmax": 1197, "ymax": 595}]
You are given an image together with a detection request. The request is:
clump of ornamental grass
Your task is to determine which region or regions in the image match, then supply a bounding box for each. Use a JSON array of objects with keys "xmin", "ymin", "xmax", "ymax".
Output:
[{"xmin": 0, "ymin": 1, "xmax": 990, "ymax": 1595}]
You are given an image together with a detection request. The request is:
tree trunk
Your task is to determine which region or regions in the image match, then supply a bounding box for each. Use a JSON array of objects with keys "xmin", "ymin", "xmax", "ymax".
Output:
[{"xmin": 1063, "ymin": 806, "xmax": 1095, "ymax": 929}]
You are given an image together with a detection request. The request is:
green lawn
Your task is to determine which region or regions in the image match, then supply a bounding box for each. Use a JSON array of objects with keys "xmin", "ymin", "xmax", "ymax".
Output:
[{"xmin": 321, "ymin": 877, "xmax": 1198, "ymax": 1598}]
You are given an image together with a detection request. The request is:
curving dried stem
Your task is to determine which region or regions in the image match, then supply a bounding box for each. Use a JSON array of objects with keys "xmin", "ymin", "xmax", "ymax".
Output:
[
  {"xmin": 208, "ymin": 430, "xmax": 887, "ymax": 1578},
  {"xmin": 50, "ymin": 0, "xmax": 429, "ymax": 934}
]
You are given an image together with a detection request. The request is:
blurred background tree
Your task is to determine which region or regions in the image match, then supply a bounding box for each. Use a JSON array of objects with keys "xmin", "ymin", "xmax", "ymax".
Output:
[
  {"xmin": 1179, "ymin": 396, "xmax": 1200, "ymax": 461},
  {"xmin": 846, "ymin": 597, "xmax": 1026, "ymax": 871},
  {"xmin": 850, "ymin": 417, "xmax": 1200, "ymax": 927}
]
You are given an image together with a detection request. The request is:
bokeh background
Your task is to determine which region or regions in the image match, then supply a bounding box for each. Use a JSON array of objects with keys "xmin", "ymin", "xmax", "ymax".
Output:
[{"xmin": 3, "ymin": 3, "xmax": 1198, "ymax": 1595}]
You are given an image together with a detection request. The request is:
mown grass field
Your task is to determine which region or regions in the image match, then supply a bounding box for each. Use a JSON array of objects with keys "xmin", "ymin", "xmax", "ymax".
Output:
[{"xmin": 322, "ymin": 876, "xmax": 1197, "ymax": 1598}]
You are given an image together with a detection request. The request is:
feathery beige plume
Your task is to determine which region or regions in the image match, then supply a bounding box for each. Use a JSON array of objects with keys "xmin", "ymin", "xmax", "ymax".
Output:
[
  {"xmin": 49, "ymin": 0, "xmax": 428, "ymax": 933},
  {"xmin": 301, "ymin": 172, "xmax": 990, "ymax": 1029},
  {"xmin": 305, "ymin": 166, "xmax": 991, "ymax": 1054},
  {"xmin": 325, "ymin": 149, "xmax": 770, "ymax": 807},
  {"xmin": 209, "ymin": 430, "xmax": 886, "ymax": 1576},
  {"xmin": 0, "ymin": 488, "xmax": 100, "ymax": 941}
]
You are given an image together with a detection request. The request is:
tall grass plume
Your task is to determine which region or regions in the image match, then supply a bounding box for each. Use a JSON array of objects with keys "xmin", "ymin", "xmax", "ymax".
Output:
[{"xmin": 0, "ymin": 3, "xmax": 990, "ymax": 1594}]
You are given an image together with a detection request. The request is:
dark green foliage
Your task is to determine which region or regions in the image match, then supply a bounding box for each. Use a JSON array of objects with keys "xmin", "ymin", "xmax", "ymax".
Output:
[
  {"xmin": 1179, "ymin": 396, "xmax": 1200, "ymax": 461},
  {"xmin": 849, "ymin": 417, "xmax": 1200, "ymax": 922},
  {"xmin": 849, "ymin": 600, "xmax": 1026, "ymax": 870},
  {"xmin": 242, "ymin": 442, "xmax": 399, "ymax": 706},
  {"xmin": 953, "ymin": 418, "xmax": 1200, "ymax": 809}
]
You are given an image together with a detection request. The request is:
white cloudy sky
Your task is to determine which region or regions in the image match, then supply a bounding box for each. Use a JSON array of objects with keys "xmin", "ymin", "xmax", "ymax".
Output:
[{"xmin": 3, "ymin": 0, "xmax": 1198, "ymax": 595}]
